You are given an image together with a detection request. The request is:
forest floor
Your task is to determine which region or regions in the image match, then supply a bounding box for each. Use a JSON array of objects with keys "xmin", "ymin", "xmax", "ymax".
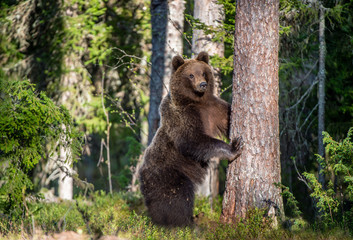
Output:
[{"xmin": 1, "ymin": 191, "xmax": 352, "ymax": 240}]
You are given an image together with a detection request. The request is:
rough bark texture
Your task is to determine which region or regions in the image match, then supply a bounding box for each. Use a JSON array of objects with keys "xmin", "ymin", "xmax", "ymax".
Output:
[
  {"xmin": 221, "ymin": 0, "xmax": 283, "ymax": 223},
  {"xmin": 148, "ymin": 0, "xmax": 168, "ymax": 145},
  {"xmin": 163, "ymin": 0, "xmax": 185, "ymax": 96},
  {"xmin": 192, "ymin": 0, "xmax": 224, "ymax": 94},
  {"xmin": 192, "ymin": 0, "xmax": 225, "ymax": 199},
  {"xmin": 318, "ymin": 4, "xmax": 326, "ymax": 187}
]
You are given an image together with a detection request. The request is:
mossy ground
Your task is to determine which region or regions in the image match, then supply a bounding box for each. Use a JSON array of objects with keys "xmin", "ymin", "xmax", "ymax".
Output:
[{"xmin": 0, "ymin": 191, "xmax": 351, "ymax": 240}]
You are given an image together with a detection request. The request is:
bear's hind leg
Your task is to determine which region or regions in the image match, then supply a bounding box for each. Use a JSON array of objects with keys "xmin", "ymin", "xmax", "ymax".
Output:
[
  {"xmin": 148, "ymin": 173, "xmax": 195, "ymax": 227},
  {"xmin": 149, "ymin": 194, "xmax": 194, "ymax": 227}
]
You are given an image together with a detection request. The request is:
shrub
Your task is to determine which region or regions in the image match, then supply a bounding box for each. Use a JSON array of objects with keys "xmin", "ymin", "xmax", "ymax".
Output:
[
  {"xmin": 0, "ymin": 75, "xmax": 81, "ymax": 225},
  {"xmin": 303, "ymin": 128, "xmax": 353, "ymax": 230}
]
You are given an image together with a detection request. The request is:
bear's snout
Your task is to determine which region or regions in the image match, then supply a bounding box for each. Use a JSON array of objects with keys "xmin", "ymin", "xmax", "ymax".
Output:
[{"xmin": 199, "ymin": 82, "xmax": 207, "ymax": 92}]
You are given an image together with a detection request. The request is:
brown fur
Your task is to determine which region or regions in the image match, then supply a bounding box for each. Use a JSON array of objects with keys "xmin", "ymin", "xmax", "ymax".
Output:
[{"xmin": 139, "ymin": 52, "xmax": 242, "ymax": 227}]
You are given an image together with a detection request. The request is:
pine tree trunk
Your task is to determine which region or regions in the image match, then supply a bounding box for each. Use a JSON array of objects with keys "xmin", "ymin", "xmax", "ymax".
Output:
[
  {"xmin": 192, "ymin": 0, "xmax": 225, "ymax": 199},
  {"xmin": 148, "ymin": 0, "xmax": 168, "ymax": 145},
  {"xmin": 221, "ymin": 0, "xmax": 283, "ymax": 224},
  {"xmin": 318, "ymin": 3, "xmax": 326, "ymax": 187},
  {"xmin": 163, "ymin": 0, "xmax": 185, "ymax": 96}
]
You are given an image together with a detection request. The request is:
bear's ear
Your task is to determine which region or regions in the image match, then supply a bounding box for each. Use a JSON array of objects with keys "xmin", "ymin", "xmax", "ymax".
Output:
[
  {"xmin": 172, "ymin": 55, "xmax": 185, "ymax": 71},
  {"xmin": 196, "ymin": 51, "xmax": 209, "ymax": 64}
]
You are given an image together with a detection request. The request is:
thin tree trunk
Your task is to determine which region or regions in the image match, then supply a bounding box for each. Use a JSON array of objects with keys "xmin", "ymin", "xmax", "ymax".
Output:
[
  {"xmin": 148, "ymin": 0, "xmax": 168, "ymax": 145},
  {"xmin": 192, "ymin": 0, "xmax": 225, "ymax": 199},
  {"xmin": 57, "ymin": 55, "xmax": 91, "ymax": 199},
  {"xmin": 163, "ymin": 0, "xmax": 185, "ymax": 96},
  {"xmin": 101, "ymin": 75, "xmax": 113, "ymax": 194},
  {"xmin": 318, "ymin": 3, "xmax": 326, "ymax": 187},
  {"xmin": 57, "ymin": 56, "xmax": 77, "ymax": 200},
  {"xmin": 56, "ymin": 1, "xmax": 93, "ymax": 196},
  {"xmin": 58, "ymin": 124, "xmax": 73, "ymax": 200},
  {"xmin": 221, "ymin": 0, "xmax": 283, "ymax": 224},
  {"xmin": 55, "ymin": 2, "xmax": 88, "ymax": 198},
  {"xmin": 192, "ymin": 0, "xmax": 224, "ymax": 95}
]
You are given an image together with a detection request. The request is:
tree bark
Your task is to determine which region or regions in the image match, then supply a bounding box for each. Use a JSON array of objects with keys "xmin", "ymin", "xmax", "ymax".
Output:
[
  {"xmin": 221, "ymin": 0, "xmax": 283, "ymax": 224},
  {"xmin": 317, "ymin": 3, "xmax": 326, "ymax": 187},
  {"xmin": 192, "ymin": 0, "xmax": 225, "ymax": 199},
  {"xmin": 55, "ymin": 2, "xmax": 93, "ymax": 198},
  {"xmin": 58, "ymin": 124, "xmax": 73, "ymax": 200},
  {"xmin": 163, "ymin": 0, "xmax": 185, "ymax": 96},
  {"xmin": 148, "ymin": 0, "xmax": 168, "ymax": 145},
  {"xmin": 57, "ymin": 55, "xmax": 86, "ymax": 200},
  {"xmin": 192, "ymin": 0, "xmax": 224, "ymax": 95}
]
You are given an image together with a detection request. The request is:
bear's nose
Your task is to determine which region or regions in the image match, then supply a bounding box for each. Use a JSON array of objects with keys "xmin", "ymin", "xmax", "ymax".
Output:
[{"xmin": 200, "ymin": 82, "xmax": 207, "ymax": 89}]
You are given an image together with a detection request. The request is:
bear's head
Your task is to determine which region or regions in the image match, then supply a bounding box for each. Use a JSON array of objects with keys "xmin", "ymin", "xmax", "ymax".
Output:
[{"xmin": 170, "ymin": 52, "xmax": 214, "ymax": 105}]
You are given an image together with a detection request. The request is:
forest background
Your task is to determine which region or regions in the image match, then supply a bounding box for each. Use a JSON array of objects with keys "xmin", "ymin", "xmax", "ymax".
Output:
[{"xmin": 0, "ymin": 0, "xmax": 353, "ymax": 239}]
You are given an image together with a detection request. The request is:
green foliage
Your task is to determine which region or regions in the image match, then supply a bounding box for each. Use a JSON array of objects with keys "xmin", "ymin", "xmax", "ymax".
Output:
[
  {"xmin": 77, "ymin": 191, "xmax": 132, "ymax": 235},
  {"xmin": 323, "ymin": 128, "xmax": 353, "ymax": 200},
  {"xmin": 0, "ymin": 76, "xmax": 81, "ymax": 220},
  {"xmin": 115, "ymin": 136, "xmax": 143, "ymax": 190},
  {"xmin": 33, "ymin": 201, "xmax": 85, "ymax": 233},
  {"xmin": 303, "ymin": 172, "xmax": 340, "ymax": 226},
  {"xmin": 77, "ymin": 97, "xmax": 108, "ymax": 134},
  {"xmin": 275, "ymin": 183, "xmax": 302, "ymax": 218},
  {"xmin": 303, "ymin": 128, "xmax": 353, "ymax": 230},
  {"xmin": 326, "ymin": 1, "xmax": 353, "ymax": 134},
  {"xmin": 0, "ymin": 0, "xmax": 352, "ymax": 238},
  {"xmin": 233, "ymin": 208, "xmax": 274, "ymax": 238},
  {"xmin": 275, "ymin": 182, "xmax": 309, "ymax": 232},
  {"xmin": 278, "ymin": 2, "xmax": 353, "ymax": 225},
  {"xmin": 66, "ymin": 0, "xmax": 113, "ymax": 66},
  {"xmin": 210, "ymin": 54, "xmax": 234, "ymax": 76},
  {"xmin": 0, "ymin": 2, "xmax": 23, "ymax": 67},
  {"xmin": 0, "ymin": 0, "xmax": 151, "ymax": 195},
  {"xmin": 2, "ymin": 192, "xmax": 353, "ymax": 239},
  {"xmin": 193, "ymin": 196, "xmax": 223, "ymax": 221}
]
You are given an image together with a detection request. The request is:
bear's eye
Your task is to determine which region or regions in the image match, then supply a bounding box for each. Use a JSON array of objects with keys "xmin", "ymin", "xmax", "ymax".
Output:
[
  {"xmin": 202, "ymin": 72, "xmax": 206, "ymax": 77},
  {"xmin": 189, "ymin": 74, "xmax": 194, "ymax": 79}
]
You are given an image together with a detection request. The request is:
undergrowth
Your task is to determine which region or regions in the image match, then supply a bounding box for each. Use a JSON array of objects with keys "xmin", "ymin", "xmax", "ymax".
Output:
[{"xmin": 0, "ymin": 191, "xmax": 352, "ymax": 239}]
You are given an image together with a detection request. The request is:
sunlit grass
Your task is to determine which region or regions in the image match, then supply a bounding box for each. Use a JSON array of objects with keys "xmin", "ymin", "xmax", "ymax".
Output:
[{"xmin": 0, "ymin": 191, "xmax": 352, "ymax": 239}]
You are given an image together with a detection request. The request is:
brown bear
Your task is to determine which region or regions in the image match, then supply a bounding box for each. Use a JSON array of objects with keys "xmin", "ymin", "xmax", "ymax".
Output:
[{"xmin": 139, "ymin": 52, "xmax": 242, "ymax": 227}]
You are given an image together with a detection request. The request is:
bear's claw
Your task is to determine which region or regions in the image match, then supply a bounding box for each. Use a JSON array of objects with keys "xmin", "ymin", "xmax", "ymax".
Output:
[{"xmin": 230, "ymin": 136, "xmax": 243, "ymax": 161}]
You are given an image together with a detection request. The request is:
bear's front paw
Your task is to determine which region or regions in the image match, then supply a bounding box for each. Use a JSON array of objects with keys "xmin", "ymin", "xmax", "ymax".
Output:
[{"xmin": 230, "ymin": 137, "xmax": 243, "ymax": 162}]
